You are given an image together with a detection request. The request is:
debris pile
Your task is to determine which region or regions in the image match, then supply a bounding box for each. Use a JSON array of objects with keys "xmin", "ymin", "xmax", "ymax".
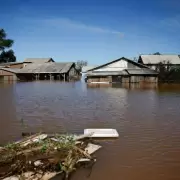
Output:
[{"xmin": 0, "ymin": 133, "xmax": 101, "ymax": 180}]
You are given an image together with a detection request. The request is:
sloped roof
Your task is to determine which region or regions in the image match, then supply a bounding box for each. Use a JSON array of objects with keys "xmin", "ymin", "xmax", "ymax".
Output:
[
  {"xmin": 18, "ymin": 62, "xmax": 74, "ymax": 73},
  {"xmin": 87, "ymin": 57, "xmax": 149, "ymax": 72},
  {"xmin": 82, "ymin": 66, "xmax": 97, "ymax": 73},
  {"xmin": 87, "ymin": 70, "xmax": 128, "ymax": 76},
  {"xmin": 24, "ymin": 58, "xmax": 54, "ymax": 63},
  {"xmin": 0, "ymin": 62, "xmax": 23, "ymax": 67},
  {"xmin": 0, "ymin": 67, "xmax": 20, "ymax": 74},
  {"xmin": 139, "ymin": 55, "xmax": 180, "ymax": 64},
  {"xmin": 126, "ymin": 68, "xmax": 158, "ymax": 75}
]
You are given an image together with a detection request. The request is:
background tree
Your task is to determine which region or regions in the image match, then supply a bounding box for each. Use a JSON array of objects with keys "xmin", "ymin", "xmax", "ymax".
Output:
[
  {"xmin": 156, "ymin": 61, "xmax": 180, "ymax": 82},
  {"xmin": 0, "ymin": 29, "xmax": 16, "ymax": 63},
  {"xmin": 0, "ymin": 50, "xmax": 16, "ymax": 63},
  {"xmin": 153, "ymin": 52, "xmax": 161, "ymax": 55},
  {"xmin": 76, "ymin": 60, "xmax": 88, "ymax": 71}
]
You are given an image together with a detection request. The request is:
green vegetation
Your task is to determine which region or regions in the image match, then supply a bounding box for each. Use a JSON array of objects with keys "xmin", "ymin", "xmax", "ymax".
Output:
[
  {"xmin": 0, "ymin": 28, "xmax": 16, "ymax": 63},
  {"xmin": 156, "ymin": 62, "xmax": 180, "ymax": 82},
  {"xmin": 0, "ymin": 133, "xmax": 95, "ymax": 180}
]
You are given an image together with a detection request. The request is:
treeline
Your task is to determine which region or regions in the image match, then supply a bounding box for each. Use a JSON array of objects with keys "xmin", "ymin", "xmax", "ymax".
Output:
[{"xmin": 156, "ymin": 62, "xmax": 180, "ymax": 82}]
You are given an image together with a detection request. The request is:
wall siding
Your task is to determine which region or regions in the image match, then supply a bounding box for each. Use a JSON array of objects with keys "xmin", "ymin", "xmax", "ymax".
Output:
[
  {"xmin": 9, "ymin": 64, "xmax": 24, "ymax": 69},
  {"xmin": 94, "ymin": 60, "xmax": 128, "ymax": 72},
  {"xmin": 87, "ymin": 76, "xmax": 111, "ymax": 83},
  {"xmin": 0, "ymin": 69, "xmax": 17, "ymax": 81},
  {"xmin": 87, "ymin": 75, "xmax": 157, "ymax": 83},
  {"xmin": 0, "ymin": 69, "xmax": 15, "ymax": 76},
  {"xmin": 130, "ymin": 76, "xmax": 157, "ymax": 83},
  {"xmin": 69, "ymin": 67, "xmax": 77, "ymax": 76}
]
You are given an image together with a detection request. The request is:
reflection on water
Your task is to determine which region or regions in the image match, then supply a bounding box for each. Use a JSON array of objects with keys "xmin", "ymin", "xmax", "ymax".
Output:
[{"xmin": 1, "ymin": 81, "xmax": 180, "ymax": 180}]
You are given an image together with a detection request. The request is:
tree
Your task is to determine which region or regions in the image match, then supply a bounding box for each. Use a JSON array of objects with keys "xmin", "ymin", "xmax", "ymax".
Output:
[
  {"xmin": 76, "ymin": 60, "xmax": 88, "ymax": 71},
  {"xmin": 153, "ymin": 52, "xmax": 161, "ymax": 55},
  {"xmin": 0, "ymin": 29, "xmax": 16, "ymax": 63},
  {"xmin": 156, "ymin": 61, "xmax": 180, "ymax": 82},
  {"xmin": 0, "ymin": 50, "xmax": 16, "ymax": 63}
]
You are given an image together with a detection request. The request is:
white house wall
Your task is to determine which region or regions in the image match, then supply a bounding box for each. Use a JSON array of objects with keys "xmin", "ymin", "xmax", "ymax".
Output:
[
  {"xmin": 94, "ymin": 60, "xmax": 128, "ymax": 72},
  {"xmin": 94, "ymin": 59, "xmax": 140, "ymax": 72}
]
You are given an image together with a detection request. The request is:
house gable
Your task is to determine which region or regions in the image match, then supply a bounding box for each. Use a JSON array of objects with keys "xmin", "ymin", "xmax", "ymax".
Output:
[{"xmin": 93, "ymin": 58, "xmax": 141, "ymax": 72}]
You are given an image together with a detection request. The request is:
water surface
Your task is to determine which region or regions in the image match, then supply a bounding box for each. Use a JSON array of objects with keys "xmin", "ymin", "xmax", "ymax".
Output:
[{"xmin": 0, "ymin": 81, "xmax": 180, "ymax": 180}]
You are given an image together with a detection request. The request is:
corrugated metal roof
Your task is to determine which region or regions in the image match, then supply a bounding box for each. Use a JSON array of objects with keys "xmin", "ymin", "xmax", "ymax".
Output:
[
  {"xmin": 87, "ymin": 70, "xmax": 128, "ymax": 76},
  {"xmin": 140, "ymin": 55, "xmax": 180, "ymax": 64},
  {"xmin": 24, "ymin": 58, "xmax": 54, "ymax": 63},
  {"xmin": 82, "ymin": 66, "xmax": 97, "ymax": 73},
  {"xmin": 126, "ymin": 68, "xmax": 158, "ymax": 75},
  {"xmin": 0, "ymin": 68, "xmax": 19, "ymax": 74},
  {"xmin": 18, "ymin": 62, "xmax": 74, "ymax": 73},
  {"xmin": 0, "ymin": 62, "xmax": 23, "ymax": 67}
]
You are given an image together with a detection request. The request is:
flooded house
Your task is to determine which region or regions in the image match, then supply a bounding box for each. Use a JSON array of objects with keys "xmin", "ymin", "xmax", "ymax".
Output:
[
  {"xmin": 81, "ymin": 65, "xmax": 97, "ymax": 81},
  {"xmin": 86, "ymin": 57, "xmax": 158, "ymax": 83},
  {"xmin": 23, "ymin": 58, "xmax": 55, "ymax": 67},
  {"xmin": 0, "ymin": 68, "xmax": 19, "ymax": 82},
  {"xmin": 0, "ymin": 62, "xmax": 24, "ymax": 69},
  {"xmin": 17, "ymin": 62, "xmax": 79, "ymax": 81},
  {"xmin": 138, "ymin": 55, "xmax": 180, "ymax": 70},
  {"xmin": 0, "ymin": 58, "xmax": 79, "ymax": 82}
]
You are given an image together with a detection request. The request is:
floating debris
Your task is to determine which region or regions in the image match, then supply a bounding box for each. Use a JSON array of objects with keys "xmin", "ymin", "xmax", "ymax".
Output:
[
  {"xmin": 0, "ymin": 133, "xmax": 101, "ymax": 180},
  {"xmin": 84, "ymin": 129, "xmax": 119, "ymax": 138}
]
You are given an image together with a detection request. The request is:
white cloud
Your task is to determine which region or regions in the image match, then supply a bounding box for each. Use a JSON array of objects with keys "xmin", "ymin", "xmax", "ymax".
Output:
[
  {"xmin": 160, "ymin": 15, "xmax": 180, "ymax": 30},
  {"xmin": 41, "ymin": 17, "xmax": 124, "ymax": 37}
]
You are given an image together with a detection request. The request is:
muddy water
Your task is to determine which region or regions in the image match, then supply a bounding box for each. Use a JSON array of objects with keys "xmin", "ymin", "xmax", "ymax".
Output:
[{"xmin": 1, "ymin": 81, "xmax": 180, "ymax": 180}]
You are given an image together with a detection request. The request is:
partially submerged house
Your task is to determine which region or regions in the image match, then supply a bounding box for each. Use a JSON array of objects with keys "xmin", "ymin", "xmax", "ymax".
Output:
[
  {"xmin": 23, "ymin": 58, "xmax": 54, "ymax": 63},
  {"xmin": 17, "ymin": 62, "xmax": 79, "ymax": 81},
  {"xmin": 23, "ymin": 58, "xmax": 55, "ymax": 67},
  {"xmin": 0, "ymin": 57, "xmax": 80, "ymax": 82},
  {"xmin": 0, "ymin": 68, "xmax": 19, "ymax": 82},
  {"xmin": 81, "ymin": 65, "xmax": 97, "ymax": 81},
  {"xmin": 86, "ymin": 57, "xmax": 158, "ymax": 83},
  {"xmin": 138, "ymin": 55, "xmax": 180, "ymax": 70},
  {"xmin": 0, "ymin": 62, "xmax": 24, "ymax": 69}
]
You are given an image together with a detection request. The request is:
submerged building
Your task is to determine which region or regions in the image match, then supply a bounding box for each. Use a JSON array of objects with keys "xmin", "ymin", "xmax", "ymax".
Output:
[
  {"xmin": 0, "ymin": 58, "xmax": 79, "ymax": 82},
  {"xmin": 138, "ymin": 55, "xmax": 180, "ymax": 70},
  {"xmin": 17, "ymin": 62, "xmax": 78, "ymax": 81},
  {"xmin": 86, "ymin": 57, "xmax": 158, "ymax": 83}
]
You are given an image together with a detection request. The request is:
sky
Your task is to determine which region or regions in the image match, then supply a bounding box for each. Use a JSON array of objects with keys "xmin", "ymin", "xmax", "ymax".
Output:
[{"xmin": 0, "ymin": 0, "xmax": 180, "ymax": 64}]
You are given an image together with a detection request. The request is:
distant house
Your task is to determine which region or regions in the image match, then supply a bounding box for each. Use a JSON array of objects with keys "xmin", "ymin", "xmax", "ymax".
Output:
[
  {"xmin": 138, "ymin": 55, "xmax": 180, "ymax": 70},
  {"xmin": 23, "ymin": 58, "xmax": 55, "ymax": 68},
  {"xmin": 24, "ymin": 58, "xmax": 54, "ymax": 63},
  {"xmin": 17, "ymin": 62, "xmax": 79, "ymax": 81},
  {"xmin": 0, "ymin": 62, "xmax": 24, "ymax": 69},
  {"xmin": 81, "ymin": 66, "xmax": 97, "ymax": 81},
  {"xmin": 86, "ymin": 57, "xmax": 158, "ymax": 83},
  {"xmin": 0, "ymin": 68, "xmax": 19, "ymax": 82}
]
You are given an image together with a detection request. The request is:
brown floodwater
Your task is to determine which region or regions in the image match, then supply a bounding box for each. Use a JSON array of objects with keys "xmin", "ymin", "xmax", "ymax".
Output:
[{"xmin": 1, "ymin": 81, "xmax": 180, "ymax": 180}]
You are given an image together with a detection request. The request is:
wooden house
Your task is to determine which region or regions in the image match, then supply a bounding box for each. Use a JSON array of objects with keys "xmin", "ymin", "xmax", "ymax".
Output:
[
  {"xmin": 86, "ymin": 57, "xmax": 158, "ymax": 83},
  {"xmin": 0, "ymin": 62, "xmax": 24, "ymax": 69},
  {"xmin": 0, "ymin": 68, "xmax": 18, "ymax": 82},
  {"xmin": 17, "ymin": 62, "xmax": 79, "ymax": 81},
  {"xmin": 138, "ymin": 55, "xmax": 180, "ymax": 70}
]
